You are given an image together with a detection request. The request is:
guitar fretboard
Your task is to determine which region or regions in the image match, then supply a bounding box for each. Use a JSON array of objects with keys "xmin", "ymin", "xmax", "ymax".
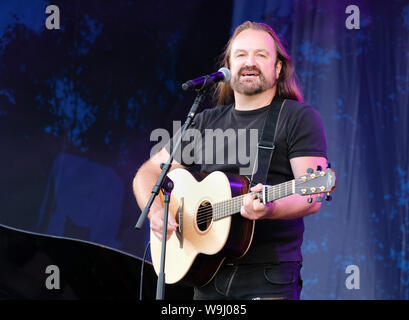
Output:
[{"xmin": 212, "ymin": 180, "xmax": 294, "ymax": 221}]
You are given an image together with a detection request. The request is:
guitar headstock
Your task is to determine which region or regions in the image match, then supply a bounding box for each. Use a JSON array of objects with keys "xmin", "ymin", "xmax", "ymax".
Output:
[{"xmin": 295, "ymin": 166, "xmax": 336, "ymax": 202}]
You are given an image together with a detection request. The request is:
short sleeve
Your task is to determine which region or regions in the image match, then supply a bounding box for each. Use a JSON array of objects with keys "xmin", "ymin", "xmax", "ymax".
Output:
[{"xmin": 287, "ymin": 105, "xmax": 327, "ymax": 159}]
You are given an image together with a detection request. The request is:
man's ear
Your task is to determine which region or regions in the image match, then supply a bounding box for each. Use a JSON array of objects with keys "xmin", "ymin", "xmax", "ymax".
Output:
[{"xmin": 275, "ymin": 60, "xmax": 282, "ymax": 78}]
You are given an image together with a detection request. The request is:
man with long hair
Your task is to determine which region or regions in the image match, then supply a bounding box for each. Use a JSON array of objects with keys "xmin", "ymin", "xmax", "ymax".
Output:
[{"xmin": 133, "ymin": 21, "xmax": 327, "ymax": 300}]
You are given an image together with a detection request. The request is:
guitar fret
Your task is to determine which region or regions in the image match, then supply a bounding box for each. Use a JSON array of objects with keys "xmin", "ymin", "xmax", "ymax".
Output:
[{"xmin": 212, "ymin": 180, "xmax": 295, "ymax": 221}]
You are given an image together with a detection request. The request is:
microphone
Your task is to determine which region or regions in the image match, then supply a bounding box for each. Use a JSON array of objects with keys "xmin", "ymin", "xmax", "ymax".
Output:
[{"xmin": 182, "ymin": 67, "xmax": 231, "ymax": 91}]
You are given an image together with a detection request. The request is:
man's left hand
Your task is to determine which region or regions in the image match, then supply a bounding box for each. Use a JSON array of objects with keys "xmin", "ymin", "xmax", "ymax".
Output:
[{"xmin": 240, "ymin": 183, "xmax": 275, "ymax": 220}]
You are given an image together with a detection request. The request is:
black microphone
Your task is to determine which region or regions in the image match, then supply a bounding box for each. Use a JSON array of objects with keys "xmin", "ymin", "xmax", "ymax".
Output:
[{"xmin": 182, "ymin": 67, "xmax": 231, "ymax": 91}]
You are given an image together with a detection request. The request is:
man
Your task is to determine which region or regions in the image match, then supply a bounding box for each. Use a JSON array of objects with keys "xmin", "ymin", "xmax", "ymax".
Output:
[{"xmin": 133, "ymin": 21, "xmax": 327, "ymax": 300}]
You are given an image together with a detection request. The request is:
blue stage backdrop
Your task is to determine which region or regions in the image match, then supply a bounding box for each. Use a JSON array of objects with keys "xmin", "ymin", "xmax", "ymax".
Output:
[{"xmin": 0, "ymin": 0, "xmax": 408, "ymax": 299}]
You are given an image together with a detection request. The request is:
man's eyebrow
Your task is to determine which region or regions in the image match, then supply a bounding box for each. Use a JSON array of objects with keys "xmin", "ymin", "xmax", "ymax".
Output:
[
  {"xmin": 255, "ymin": 49, "xmax": 270, "ymax": 54},
  {"xmin": 232, "ymin": 49, "xmax": 246, "ymax": 54},
  {"xmin": 232, "ymin": 48, "xmax": 270, "ymax": 54}
]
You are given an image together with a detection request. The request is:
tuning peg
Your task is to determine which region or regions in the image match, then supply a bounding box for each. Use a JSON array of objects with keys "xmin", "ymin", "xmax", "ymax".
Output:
[
  {"xmin": 316, "ymin": 165, "xmax": 322, "ymax": 171},
  {"xmin": 316, "ymin": 196, "xmax": 323, "ymax": 202},
  {"xmin": 325, "ymin": 193, "xmax": 332, "ymax": 201},
  {"xmin": 307, "ymin": 196, "xmax": 313, "ymax": 203},
  {"xmin": 307, "ymin": 168, "xmax": 314, "ymax": 174},
  {"xmin": 326, "ymin": 162, "xmax": 331, "ymax": 169}
]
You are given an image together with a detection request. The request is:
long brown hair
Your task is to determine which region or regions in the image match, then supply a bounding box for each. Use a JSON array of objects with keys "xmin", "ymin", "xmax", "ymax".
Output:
[{"xmin": 215, "ymin": 21, "xmax": 303, "ymax": 105}]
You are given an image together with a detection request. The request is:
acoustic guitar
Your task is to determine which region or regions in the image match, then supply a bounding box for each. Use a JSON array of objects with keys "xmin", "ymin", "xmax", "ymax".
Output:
[{"xmin": 150, "ymin": 167, "xmax": 336, "ymax": 287}]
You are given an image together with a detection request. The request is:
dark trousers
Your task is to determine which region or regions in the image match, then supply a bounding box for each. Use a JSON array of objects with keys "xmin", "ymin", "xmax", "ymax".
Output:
[{"xmin": 193, "ymin": 261, "xmax": 303, "ymax": 300}]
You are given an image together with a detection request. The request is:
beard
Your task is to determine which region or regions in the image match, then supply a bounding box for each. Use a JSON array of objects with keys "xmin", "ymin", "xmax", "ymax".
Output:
[{"xmin": 230, "ymin": 66, "xmax": 276, "ymax": 96}]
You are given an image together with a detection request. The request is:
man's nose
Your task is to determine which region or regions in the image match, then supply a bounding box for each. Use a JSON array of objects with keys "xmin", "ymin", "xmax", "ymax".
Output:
[{"xmin": 244, "ymin": 54, "xmax": 257, "ymax": 66}]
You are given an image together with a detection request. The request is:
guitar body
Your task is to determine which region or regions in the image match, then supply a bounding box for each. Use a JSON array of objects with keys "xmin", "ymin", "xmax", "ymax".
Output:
[{"xmin": 150, "ymin": 169, "xmax": 254, "ymax": 287}]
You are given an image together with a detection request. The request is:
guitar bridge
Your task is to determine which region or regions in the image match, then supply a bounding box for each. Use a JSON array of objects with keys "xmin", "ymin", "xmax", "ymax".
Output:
[{"xmin": 175, "ymin": 197, "xmax": 183, "ymax": 249}]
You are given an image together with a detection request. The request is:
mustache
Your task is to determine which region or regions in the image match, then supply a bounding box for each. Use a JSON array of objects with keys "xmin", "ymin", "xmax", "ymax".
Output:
[{"xmin": 238, "ymin": 66, "xmax": 262, "ymax": 76}]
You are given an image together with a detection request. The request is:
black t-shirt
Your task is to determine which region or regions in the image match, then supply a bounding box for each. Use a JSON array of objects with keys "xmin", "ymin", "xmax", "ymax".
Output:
[{"xmin": 166, "ymin": 98, "xmax": 327, "ymax": 263}]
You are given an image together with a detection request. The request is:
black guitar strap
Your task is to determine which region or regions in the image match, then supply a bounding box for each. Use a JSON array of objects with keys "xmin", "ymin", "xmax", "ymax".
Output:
[{"xmin": 249, "ymin": 97, "xmax": 286, "ymax": 188}]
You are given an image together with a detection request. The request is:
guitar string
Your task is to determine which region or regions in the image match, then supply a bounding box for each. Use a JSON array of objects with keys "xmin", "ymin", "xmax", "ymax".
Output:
[
  {"xmin": 194, "ymin": 181, "xmax": 295, "ymax": 224},
  {"xmin": 195, "ymin": 185, "xmax": 291, "ymax": 224},
  {"xmin": 195, "ymin": 188, "xmax": 286, "ymax": 225},
  {"xmin": 194, "ymin": 179, "xmax": 325, "ymax": 224},
  {"xmin": 194, "ymin": 177, "xmax": 330, "ymax": 224}
]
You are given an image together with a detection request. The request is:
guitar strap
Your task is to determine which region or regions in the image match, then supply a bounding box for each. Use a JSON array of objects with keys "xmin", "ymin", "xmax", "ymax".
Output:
[{"xmin": 249, "ymin": 97, "xmax": 286, "ymax": 188}]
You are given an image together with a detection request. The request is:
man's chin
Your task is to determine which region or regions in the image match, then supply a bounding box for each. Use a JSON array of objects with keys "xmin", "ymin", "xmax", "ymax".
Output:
[{"xmin": 234, "ymin": 84, "xmax": 264, "ymax": 96}]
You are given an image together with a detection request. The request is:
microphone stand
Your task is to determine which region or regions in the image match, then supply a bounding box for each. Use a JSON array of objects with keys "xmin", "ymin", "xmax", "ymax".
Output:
[
  {"xmin": 135, "ymin": 87, "xmax": 208, "ymax": 300},
  {"xmin": 155, "ymin": 180, "xmax": 173, "ymax": 299}
]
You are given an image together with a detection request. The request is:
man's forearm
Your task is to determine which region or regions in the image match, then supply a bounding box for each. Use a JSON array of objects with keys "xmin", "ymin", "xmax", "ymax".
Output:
[
  {"xmin": 269, "ymin": 193, "xmax": 322, "ymax": 220},
  {"xmin": 133, "ymin": 163, "xmax": 163, "ymax": 216},
  {"xmin": 133, "ymin": 148, "xmax": 187, "ymax": 219}
]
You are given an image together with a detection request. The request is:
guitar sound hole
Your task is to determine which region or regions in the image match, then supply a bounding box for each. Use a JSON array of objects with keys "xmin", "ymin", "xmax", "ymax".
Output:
[{"xmin": 197, "ymin": 200, "xmax": 212, "ymax": 232}]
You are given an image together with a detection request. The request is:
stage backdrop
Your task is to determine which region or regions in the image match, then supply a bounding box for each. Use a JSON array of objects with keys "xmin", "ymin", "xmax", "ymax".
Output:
[{"xmin": 0, "ymin": 0, "xmax": 408, "ymax": 299}]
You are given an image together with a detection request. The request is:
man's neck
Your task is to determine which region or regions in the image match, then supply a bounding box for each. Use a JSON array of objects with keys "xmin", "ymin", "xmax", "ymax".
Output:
[{"xmin": 234, "ymin": 87, "xmax": 277, "ymax": 111}]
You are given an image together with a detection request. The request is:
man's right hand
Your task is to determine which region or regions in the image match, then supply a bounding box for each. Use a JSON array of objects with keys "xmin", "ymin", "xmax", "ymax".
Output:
[
  {"xmin": 149, "ymin": 208, "xmax": 178, "ymax": 241},
  {"xmin": 133, "ymin": 147, "xmax": 186, "ymax": 241}
]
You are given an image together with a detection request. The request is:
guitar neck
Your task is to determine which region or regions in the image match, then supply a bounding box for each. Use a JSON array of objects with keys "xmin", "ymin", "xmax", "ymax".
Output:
[{"xmin": 212, "ymin": 180, "xmax": 294, "ymax": 221}]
